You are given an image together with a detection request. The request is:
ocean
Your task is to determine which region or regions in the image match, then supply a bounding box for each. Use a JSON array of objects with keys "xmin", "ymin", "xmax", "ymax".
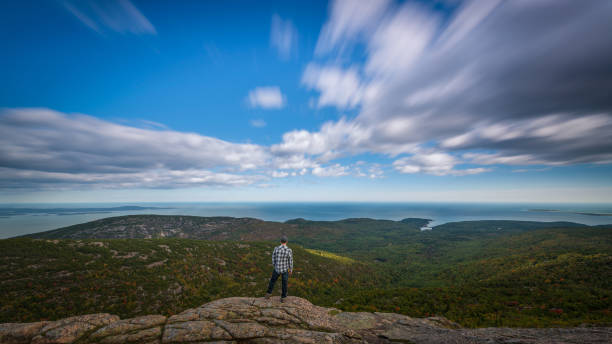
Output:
[{"xmin": 1, "ymin": 202, "xmax": 611, "ymax": 239}]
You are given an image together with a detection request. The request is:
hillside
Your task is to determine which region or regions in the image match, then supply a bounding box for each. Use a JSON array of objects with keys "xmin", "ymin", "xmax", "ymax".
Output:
[
  {"xmin": 21, "ymin": 215, "xmax": 431, "ymax": 248},
  {"xmin": 2, "ymin": 296, "xmax": 611, "ymax": 344},
  {"xmin": 0, "ymin": 238, "xmax": 374, "ymax": 323},
  {"xmin": 22, "ymin": 215, "xmax": 288, "ymax": 241}
]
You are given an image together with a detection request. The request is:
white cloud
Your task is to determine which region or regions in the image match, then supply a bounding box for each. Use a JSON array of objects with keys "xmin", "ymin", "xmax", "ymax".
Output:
[
  {"xmin": 436, "ymin": 0, "xmax": 502, "ymax": 51},
  {"xmin": 272, "ymin": 118, "xmax": 370, "ymax": 156},
  {"xmin": 292, "ymin": 0, "xmax": 612, "ymax": 171},
  {"xmin": 443, "ymin": 114, "xmax": 612, "ymax": 148},
  {"xmin": 368, "ymin": 164, "xmax": 384, "ymax": 179},
  {"xmin": 270, "ymin": 14, "xmax": 298, "ymax": 60},
  {"xmin": 273, "ymin": 155, "xmax": 319, "ymax": 170},
  {"xmin": 5, "ymin": 1, "xmax": 612, "ymax": 194},
  {"xmin": 463, "ymin": 153, "xmax": 556, "ymax": 166},
  {"xmin": 62, "ymin": 0, "xmax": 156, "ymax": 35},
  {"xmin": 393, "ymin": 151, "xmax": 490, "ymax": 176},
  {"xmin": 272, "ymin": 153, "xmax": 351, "ymax": 178},
  {"xmin": 312, "ymin": 164, "xmax": 349, "ymax": 177},
  {"xmin": 0, "ymin": 108, "xmax": 269, "ymax": 188},
  {"xmin": 316, "ymin": 0, "xmax": 391, "ymax": 54},
  {"xmin": 247, "ymin": 86, "xmax": 286, "ymax": 109},
  {"xmin": 302, "ymin": 64, "xmax": 364, "ymax": 109},
  {"xmin": 393, "ymin": 152, "xmax": 456, "ymax": 175},
  {"xmin": 250, "ymin": 119, "xmax": 267, "ymax": 128},
  {"xmin": 0, "ymin": 167, "xmax": 261, "ymax": 189},
  {"xmin": 355, "ymin": 163, "xmax": 385, "ymax": 179},
  {"xmin": 273, "ymin": 113, "xmax": 424, "ymax": 159},
  {"xmin": 271, "ymin": 170, "xmax": 289, "ymax": 178},
  {"xmin": 365, "ymin": 4, "xmax": 438, "ymax": 76}
]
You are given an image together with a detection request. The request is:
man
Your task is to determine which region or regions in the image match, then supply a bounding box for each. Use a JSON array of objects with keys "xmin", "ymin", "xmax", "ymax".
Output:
[{"xmin": 265, "ymin": 236, "xmax": 293, "ymax": 302}]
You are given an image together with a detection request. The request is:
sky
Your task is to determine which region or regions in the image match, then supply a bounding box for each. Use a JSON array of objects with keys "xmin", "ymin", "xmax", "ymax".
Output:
[{"xmin": 1, "ymin": 0, "xmax": 611, "ymax": 203}]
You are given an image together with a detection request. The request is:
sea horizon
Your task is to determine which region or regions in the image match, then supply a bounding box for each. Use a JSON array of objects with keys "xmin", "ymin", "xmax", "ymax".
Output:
[{"xmin": 1, "ymin": 201, "xmax": 611, "ymax": 239}]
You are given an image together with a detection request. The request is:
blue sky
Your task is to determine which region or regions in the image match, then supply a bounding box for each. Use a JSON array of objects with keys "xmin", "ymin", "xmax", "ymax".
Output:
[{"xmin": 1, "ymin": 0, "xmax": 611, "ymax": 203}]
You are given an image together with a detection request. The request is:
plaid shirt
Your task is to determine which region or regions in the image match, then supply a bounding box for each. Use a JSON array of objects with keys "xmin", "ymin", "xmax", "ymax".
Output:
[{"xmin": 272, "ymin": 244, "xmax": 293, "ymax": 273}]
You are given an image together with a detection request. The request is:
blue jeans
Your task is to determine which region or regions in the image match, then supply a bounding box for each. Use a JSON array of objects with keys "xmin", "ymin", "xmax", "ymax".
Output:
[{"xmin": 267, "ymin": 270, "xmax": 288, "ymax": 298}]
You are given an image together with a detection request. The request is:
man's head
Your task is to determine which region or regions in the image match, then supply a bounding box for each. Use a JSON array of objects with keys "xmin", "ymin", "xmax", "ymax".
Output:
[{"xmin": 280, "ymin": 236, "xmax": 288, "ymax": 244}]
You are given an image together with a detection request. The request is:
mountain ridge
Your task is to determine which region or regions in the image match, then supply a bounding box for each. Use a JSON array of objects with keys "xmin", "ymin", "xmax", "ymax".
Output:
[{"xmin": 20, "ymin": 214, "xmax": 596, "ymax": 241}]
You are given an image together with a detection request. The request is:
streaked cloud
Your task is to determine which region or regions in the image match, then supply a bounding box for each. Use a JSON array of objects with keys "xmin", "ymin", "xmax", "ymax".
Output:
[
  {"xmin": 0, "ymin": 108, "xmax": 267, "ymax": 188},
  {"xmin": 0, "ymin": 108, "xmax": 363, "ymax": 190},
  {"xmin": 436, "ymin": 0, "xmax": 501, "ymax": 52},
  {"xmin": 290, "ymin": 0, "xmax": 612, "ymax": 173},
  {"xmin": 393, "ymin": 151, "xmax": 490, "ymax": 176},
  {"xmin": 62, "ymin": 0, "xmax": 156, "ymax": 35},
  {"xmin": 247, "ymin": 87, "xmax": 286, "ymax": 109},
  {"xmin": 364, "ymin": 3, "xmax": 438, "ymax": 76},
  {"xmin": 302, "ymin": 64, "xmax": 365, "ymax": 109},
  {"xmin": 2, "ymin": 0, "xmax": 612, "ymax": 195},
  {"xmin": 316, "ymin": 0, "xmax": 390, "ymax": 55},
  {"xmin": 0, "ymin": 167, "xmax": 260, "ymax": 189},
  {"xmin": 270, "ymin": 14, "xmax": 298, "ymax": 60}
]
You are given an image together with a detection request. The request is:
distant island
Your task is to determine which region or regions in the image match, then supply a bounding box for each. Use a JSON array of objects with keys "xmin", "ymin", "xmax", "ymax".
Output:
[
  {"xmin": 528, "ymin": 208, "xmax": 612, "ymax": 216},
  {"xmin": 0, "ymin": 205, "xmax": 173, "ymax": 217}
]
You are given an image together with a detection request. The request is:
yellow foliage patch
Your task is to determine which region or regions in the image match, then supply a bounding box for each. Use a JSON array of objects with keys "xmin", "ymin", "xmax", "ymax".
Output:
[{"xmin": 304, "ymin": 249, "xmax": 356, "ymax": 264}]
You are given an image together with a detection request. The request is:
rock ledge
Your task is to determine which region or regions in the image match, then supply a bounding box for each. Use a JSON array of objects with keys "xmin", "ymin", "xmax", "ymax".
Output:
[{"xmin": 1, "ymin": 296, "xmax": 610, "ymax": 344}]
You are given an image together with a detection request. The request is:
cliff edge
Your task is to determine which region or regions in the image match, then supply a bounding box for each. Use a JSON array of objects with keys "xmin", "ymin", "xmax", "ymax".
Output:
[{"xmin": 1, "ymin": 296, "xmax": 610, "ymax": 344}]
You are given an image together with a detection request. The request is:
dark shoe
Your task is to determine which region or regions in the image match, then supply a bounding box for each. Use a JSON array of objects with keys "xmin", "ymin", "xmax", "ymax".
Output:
[
  {"xmin": 280, "ymin": 297, "xmax": 286, "ymax": 303},
  {"xmin": 265, "ymin": 293, "xmax": 271, "ymax": 300}
]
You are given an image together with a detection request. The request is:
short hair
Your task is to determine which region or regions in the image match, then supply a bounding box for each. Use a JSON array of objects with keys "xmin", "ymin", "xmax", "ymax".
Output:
[{"xmin": 280, "ymin": 236, "xmax": 288, "ymax": 243}]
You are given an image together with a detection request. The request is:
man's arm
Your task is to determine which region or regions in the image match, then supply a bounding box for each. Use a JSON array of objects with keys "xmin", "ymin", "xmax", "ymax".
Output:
[
  {"xmin": 272, "ymin": 247, "xmax": 277, "ymax": 267},
  {"xmin": 289, "ymin": 249, "xmax": 293, "ymax": 274}
]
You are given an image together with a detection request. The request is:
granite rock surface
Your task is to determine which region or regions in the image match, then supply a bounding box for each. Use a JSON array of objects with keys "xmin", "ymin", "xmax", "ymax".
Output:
[{"xmin": 1, "ymin": 296, "xmax": 610, "ymax": 344}]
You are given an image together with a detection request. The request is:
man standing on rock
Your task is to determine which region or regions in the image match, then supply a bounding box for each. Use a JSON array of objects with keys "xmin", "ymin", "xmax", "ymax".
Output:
[{"xmin": 265, "ymin": 236, "xmax": 293, "ymax": 302}]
